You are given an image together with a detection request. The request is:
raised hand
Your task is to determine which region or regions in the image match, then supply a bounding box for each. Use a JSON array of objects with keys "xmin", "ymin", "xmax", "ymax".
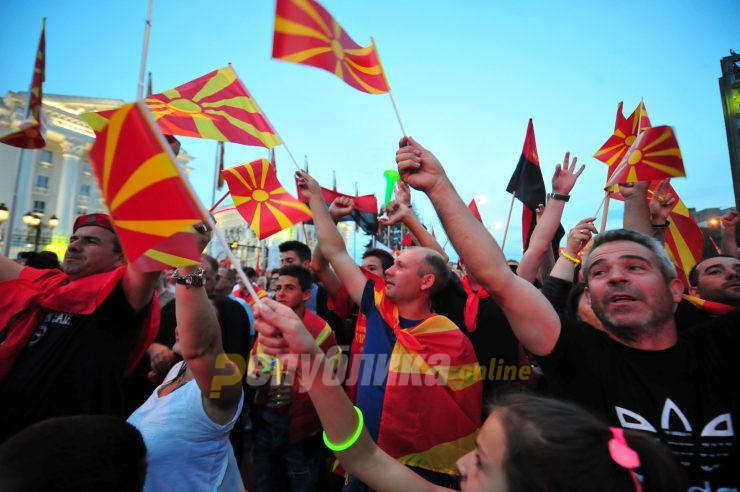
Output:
[
  {"xmin": 720, "ymin": 210, "xmax": 739, "ymax": 230},
  {"xmin": 649, "ymin": 179, "xmax": 676, "ymax": 225},
  {"xmin": 295, "ymin": 170, "xmax": 322, "ymax": 201},
  {"xmin": 565, "ymin": 217, "xmax": 597, "ymax": 255},
  {"xmin": 551, "ymin": 152, "xmax": 585, "ymax": 195},
  {"xmin": 379, "ymin": 200, "xmax": 410, "ymax": 226},
  {"xmin": 253, "ymin": 297, "xmax": 320, "ymax": 357},
  {"xmin": 394, "ymin": 179, "xmax": 411, "ymax": 206},
  {"xmin": 395, "ymin": 136, "xmax": 447, "ymax": 194},
  {"xmin": 329, "ymin": 196, "xmax": 355, "ymax": 223},
  {"xmin": 193, "ymin": 221, "xmax": 212, "ymax": 252}
]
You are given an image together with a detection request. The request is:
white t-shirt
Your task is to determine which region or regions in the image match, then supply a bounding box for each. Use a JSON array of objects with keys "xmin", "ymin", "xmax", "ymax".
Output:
[{"xmin": 128, "ymin": 362, "xmax": 245, "ymax": 492}]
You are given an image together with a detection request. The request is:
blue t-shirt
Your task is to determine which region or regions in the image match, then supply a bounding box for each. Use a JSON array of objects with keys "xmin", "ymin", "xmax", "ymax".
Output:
[{"xmin": 354, "ymin": 280, "xmax": 423, "ymax": 441}]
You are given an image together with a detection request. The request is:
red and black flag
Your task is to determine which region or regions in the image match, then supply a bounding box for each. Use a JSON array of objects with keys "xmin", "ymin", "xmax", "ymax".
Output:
[
  {"xmin": 296, "ymin": 181, "xmax": 378, "ymax": 235},
  {"xmin": 506, "ymin": 119, "xmax": 547, "ymax": 251}
]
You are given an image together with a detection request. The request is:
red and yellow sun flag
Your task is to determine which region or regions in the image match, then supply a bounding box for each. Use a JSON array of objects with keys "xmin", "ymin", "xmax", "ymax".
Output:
[
  {"xmin": 223, "ymin": 158, "xmax": 312, "ymax": 240},
  {"xmin": 605, "ymin": 125, "xmax": 685, "ymax": 188},
  {"xmin": 272, "ymin": 0, "xmax": 390, "ymax": 94},
  {"xmin": 87, "ymin": 102, "xmax": 207, "ymax": 271},
  {"xmin": 81, "ymin": 66, "xmax": 281, "ymax": 148},
  {"xmin": 0, "ymin": 18, "xmax": 46, "ymax": 149},
  {"xmin": 594, "ymin": 100, "xmax": 652, "ymax": 179}
]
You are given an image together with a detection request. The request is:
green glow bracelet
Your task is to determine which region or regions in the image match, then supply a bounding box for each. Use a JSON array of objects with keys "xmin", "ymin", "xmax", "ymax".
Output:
[{"xmin": 323, "ymin": 406, "xmax": 364, "ymax": 452}]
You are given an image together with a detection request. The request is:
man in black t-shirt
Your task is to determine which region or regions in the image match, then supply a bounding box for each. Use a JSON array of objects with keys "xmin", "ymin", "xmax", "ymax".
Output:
[
  {"xmin": 0, "ymin": 213, "xmax": 164, "ymax": 442},
  {"xmin": 397, "ymin": 137, "xmax": 740, "ymax": 489}
]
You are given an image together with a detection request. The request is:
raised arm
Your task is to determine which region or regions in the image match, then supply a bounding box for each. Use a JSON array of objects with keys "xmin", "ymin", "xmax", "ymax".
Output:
[
  {"xmin": 310, "ymin": 197, "xmax": 353, "ymax": 296},
  {"xmin": 253, "ymin": 298, "xmax": 447, "ymax": 492},
  {"xmin": 646, "ymin": 179, "xmax": 676, "ymax": 244},
  {"xmin": 297, "ymin": 171, "xmax": 367, "ymax": 306},
  {"xmin": 396, "ymin": 137, "xmax": 560, "ymax": 356},
  {"xmin": 0, "ymin": 256, "xmax": 23, "ymax": 283},
  {"xmin": 176, "ymin": 264, "xmax": 242, "ymax": 411},
  {"xmin": 518, "ymin": 152, "xmax": 584, "ymax": 283},
  {"xmin": 719, "ymin": 211, "xmax": 739, "ymax": 257},
  {"xmin": 621, "ymin": 181, "xmax": 652, "ymax": 234}
]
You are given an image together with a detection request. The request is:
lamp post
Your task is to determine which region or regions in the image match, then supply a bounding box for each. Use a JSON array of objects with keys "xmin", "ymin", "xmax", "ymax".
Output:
[
  {"xmin": 0, "ymin": 203, "xmax": 8, "ymax": 247},
  {"xmin": 22, "ymin": 212, "xmax": 59, "ymax": 252}
]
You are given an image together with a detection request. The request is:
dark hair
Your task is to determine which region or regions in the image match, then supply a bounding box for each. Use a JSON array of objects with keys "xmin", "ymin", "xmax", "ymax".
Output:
[
  {"xmin": 278, "ymin": 264, "xmax": 313, "ymax": 291},
  {"xmin": 583, "ymin": 229, "xmax": 677, "ymax": 284},
  {"xmin": 111, "ymin": 235, "xmax": 122, "ymax": 254},
  {"xmin": 362, "ymin": 248, "xmax": 395, "ymax": 271},
  {"xmin": 201, "ymin": 254, "xmax": 218, "ymax": 273},
  {"xmin": 245, "ymin": 267, "xmax": 257, "ymax": 279},
  {"xmin": 0, "ymin": 415, "xmax": 147, "ymax": 491},
  {"xmin": 490, "ymin": 393, "xmax": 685, "ymax": 492},
  {"xmin": 279, "ymin": 240, "xmax": 311, "ymax": 263},
  {"xmin": 417, "ymin": 250, "xmax": 450, "ymax": 296},
  {"xmin": 687, "ymin": 254, "xmax": 735, "ymax": 286},
  {"xmin": 18, "ymin": 251, "xmax": 61, "ymax": 270}
]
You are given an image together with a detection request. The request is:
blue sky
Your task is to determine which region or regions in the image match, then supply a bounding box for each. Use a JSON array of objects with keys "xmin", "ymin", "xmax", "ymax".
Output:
[{"xmin": 1, "ymin": 0, "xmax": 737, "ymax": 259}]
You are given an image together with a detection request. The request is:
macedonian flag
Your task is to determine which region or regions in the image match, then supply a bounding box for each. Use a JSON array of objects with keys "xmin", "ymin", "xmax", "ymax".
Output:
[
  {"xmin": 224, "ymin": 158, "xmax": 312, "ymax": 239},
  {"xmin": 594, "ymin": 100, "xmax": 652, "ymax": 178},
  {"xmin": 87, "ymin": 102, "xmax": 207, "ymax": 271},
  {"xmin": 605, "ymin": 125, "xmax": 685, "ymax": 188},
  {"xmin": 81, "ymin": 66, "xmax": 281, "ymax": 148},
  {"xmin": 272, "ymin": 0, "xmax": 390, "ymax": 94}
]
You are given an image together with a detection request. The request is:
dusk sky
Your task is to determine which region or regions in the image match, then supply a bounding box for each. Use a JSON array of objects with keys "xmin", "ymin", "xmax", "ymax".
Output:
[{"xmin": 2, "ymin": 0, "xmax": 737, "ymax": 258}]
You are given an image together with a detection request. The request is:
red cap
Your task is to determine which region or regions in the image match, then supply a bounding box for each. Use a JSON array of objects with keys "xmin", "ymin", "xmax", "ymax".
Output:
[{"xmin": 73, "ymin": 213, "xmax": 115, "ymax": 233}]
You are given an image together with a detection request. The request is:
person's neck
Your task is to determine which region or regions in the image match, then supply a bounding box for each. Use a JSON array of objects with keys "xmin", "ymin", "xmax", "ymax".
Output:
[
  {"xmin": 395, "ymin": 297, "xmax": 433, "ymax": 321},
  {"xmin": 609, "ymin": 320, "xmax": 678, "ymax": 351},
  {"xmin": 294, "ymin": 304, "xmax": 306, "ymax": 319},
  {"xmin": 214, "ymin": 288, "xmax": 231, "ymax": 297}
]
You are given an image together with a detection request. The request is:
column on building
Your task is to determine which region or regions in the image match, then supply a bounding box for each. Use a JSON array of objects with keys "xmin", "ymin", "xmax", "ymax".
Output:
[{"xmin": 55, "ymin": 138, "xmax": 84, "ymax": 235}]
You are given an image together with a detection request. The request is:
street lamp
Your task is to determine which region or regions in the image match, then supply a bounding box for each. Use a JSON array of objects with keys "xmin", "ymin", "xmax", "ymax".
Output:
[
  {"xmin": 0, "ymin": 203, "xmax": 8, "ymax": 247},
  {"xmin": 22, "ymin": 212, "xmax": 59, "ymax": 252}
]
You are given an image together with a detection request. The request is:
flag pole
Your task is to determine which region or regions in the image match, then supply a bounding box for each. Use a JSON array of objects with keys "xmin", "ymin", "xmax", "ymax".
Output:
[
  {"xmin": 136, "ymin": 0, "xmax": 154, "ymax": 100},
  {"xmin": 370, "ymin": 36, "xmax": 406, "ymax": 137},
  {"xmin": 207, "ymin": 218, "xmax": 264, "ymax": 308},
  {"xmin": 209, "ymin": 190, "xmax": 230, "ymax": 213},
  {"xmin": 599, "ymin": 193, "xmax": 611, "ymax": 233},
  {"xmin": 210, "ymin": 142, "xmax": 222, "ymax": 207},
  {"xmin": 594, "ymin": 190, "xmax": 609, "ymax": 218},
  {"xmin": 2, "ymin": 150, "xmax": 26, "ymax": 257},
  {"xmin": 501, "ymin": 192, "xmax": 516, "ymax": 251}
]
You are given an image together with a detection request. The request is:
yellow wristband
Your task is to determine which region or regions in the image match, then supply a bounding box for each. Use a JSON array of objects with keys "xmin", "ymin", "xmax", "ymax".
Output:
[{"xmin": 561, "ymin": 251, "xmax": 581, "ymax": 265}]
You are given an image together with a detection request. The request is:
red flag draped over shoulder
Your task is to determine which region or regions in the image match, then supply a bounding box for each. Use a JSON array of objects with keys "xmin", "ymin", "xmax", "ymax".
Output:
[
  {"xmin": 0, "ymin": 18, "xmax": 46, "ymax": 149},
  {"xmin": 0, "ymin": 266, "xmax": 159, "ymax": 383},
  {"xmin": 224, "ymin": 158, "xmax": 312, "ymax": 239},
  {"xmin": 370, "ymin": 276, "xmax": 482, "ymax": 473},
  {"xmin": 87, "ymin": 102, "xmax": 207, "ymax": 271},
  {"xmin": 273, "ymin": 0, "xmax": 390, "ymax": 94}
]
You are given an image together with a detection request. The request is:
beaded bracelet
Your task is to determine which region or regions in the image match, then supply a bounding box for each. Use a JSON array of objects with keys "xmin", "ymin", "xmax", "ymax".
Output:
[
  {"xmin": 561, "ymin": 251, "xmax": 581, "ymax": 265},
  {"xmin": 323, "ymin": 406, "xmax": 364, "ymax": 452}
]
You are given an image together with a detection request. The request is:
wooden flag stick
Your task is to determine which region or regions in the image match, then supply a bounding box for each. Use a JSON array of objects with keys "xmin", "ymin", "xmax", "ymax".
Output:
[
  {"xmin": 388, "ymin": 91, "xmax": 407, "ymax": 137},
  {"xmin": 209, "ymin": 191, "xmax": 230, "ymax": 213},
  {"xmin": 594, "ymin": 191, "xmax": 609, "ymax": 218},
  {"xmin": 207, "ymin": 217, "xmax": 263, "ymax": 308},
  {"xmin": 599, "ymin": 193, "xmax": 611, "ymax": 233},
  {"xmin": 136, "ymin": 0, "xmax": 153, "ymax": 99},
  {"xmin": 370, "ymin": 36, "xmax": 406, "ymax": 137},
  {"xmin": 501, "ymin": 192, "xmax": 517, "ymax": 251}
]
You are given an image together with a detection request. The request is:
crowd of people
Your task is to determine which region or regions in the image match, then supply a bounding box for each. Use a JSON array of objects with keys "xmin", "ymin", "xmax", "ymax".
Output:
[{"xmin": 0, "ymin": 136, "xmax": 738, "ymax": 491}]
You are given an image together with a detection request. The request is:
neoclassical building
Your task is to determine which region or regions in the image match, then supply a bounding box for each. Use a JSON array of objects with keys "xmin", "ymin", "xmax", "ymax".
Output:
[{"xmin": 0, "ymin": 91, "xmax": 192, "ymax": 258}]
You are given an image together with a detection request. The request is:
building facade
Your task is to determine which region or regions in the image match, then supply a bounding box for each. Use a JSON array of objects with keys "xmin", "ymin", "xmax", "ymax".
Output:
[
  {"xmin": 719, "ymin": 52, "xmax": 740, "ymax": 209},
  {"xmin": 0, "ymin": 91, "xmax": 192, "ymax": 258}
]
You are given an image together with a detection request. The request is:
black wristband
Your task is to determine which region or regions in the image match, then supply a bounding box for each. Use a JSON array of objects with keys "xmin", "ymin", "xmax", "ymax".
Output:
[
  {"xmin": 549, "ymin": 193, "xmax": 570, "ymax": 202},
  {"xmin": 651, "ymin": 220, "xmax": 670, "ymax": 229},
  {"xmin": 172, "ymin": 268, "xmax": 206, "ymax": 287}
]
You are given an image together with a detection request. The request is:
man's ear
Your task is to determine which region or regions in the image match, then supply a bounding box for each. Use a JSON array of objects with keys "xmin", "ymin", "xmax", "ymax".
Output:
[
  {"xmin": 302, "ymin": 289, "xmax": 312, "ymax": 303},
  {"xmin": 669, "ymin": 278, "xmax": 685, "ymax": 303},
  {"xmin": 420, "ymin": 273, "xmax": 435, "ymax": 293},
  {"xmin": 113, "ymin": 252, "xmax": 127, "ymax": 268}
]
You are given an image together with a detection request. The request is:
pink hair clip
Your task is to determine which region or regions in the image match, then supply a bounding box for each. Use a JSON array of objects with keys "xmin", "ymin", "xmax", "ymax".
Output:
[{"xmin": 609, "ymin": 427, "xmax": 643, "ymax": 492}]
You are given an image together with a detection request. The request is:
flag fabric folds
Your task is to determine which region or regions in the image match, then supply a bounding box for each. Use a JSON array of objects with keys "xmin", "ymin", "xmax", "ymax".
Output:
[
  {"xmin": 0, "ymin": 18, "xmax": 46, "ymax": 149},
  {"xmin": 594, "ymin": 100, "xmax": 652, "ymax": 184},
  {"xmin": 505, "ymin": 119, "xmax": 547, "ymax": 251},
  {"xmin": 296, "ymin": 183, "xmax": 378, "ymax": 235},
  {"xmin": 605, "ymin": 125, "xmax": 685, "ymax": 188},
  {"xmin": 87, "ymin": 102, "xmax": 208, "ymax": 271},
  {"xmin": 272, "ymin": 0, "xmax": 390, "ymax": 94},
  {"xmin": 81, "ymin": 66, "xmax": 281, "ymax": 148},
  {"xmin": 224, "ymin": 158, "xmax": 312, "ymax": 240}
]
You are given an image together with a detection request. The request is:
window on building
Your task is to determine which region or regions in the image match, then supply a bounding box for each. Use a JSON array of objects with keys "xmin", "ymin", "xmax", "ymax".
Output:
[
  {"xmin": 35, "ymin": 175, "xmax": 49, "ymax": 189},
  {"xmin": 80, "ymin": 184, "xmax": 91, "ymax": 196},
  {"xmin": 40, "ymin": 150, "xmax": 53, "ymax": 165},
  {"xmin": 33, "ymin": 200, "xmax": 45, "ymax": 213},
  {"xmin": 82, "ymin": 161, "xmax": 91, "ymax": 175}
]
